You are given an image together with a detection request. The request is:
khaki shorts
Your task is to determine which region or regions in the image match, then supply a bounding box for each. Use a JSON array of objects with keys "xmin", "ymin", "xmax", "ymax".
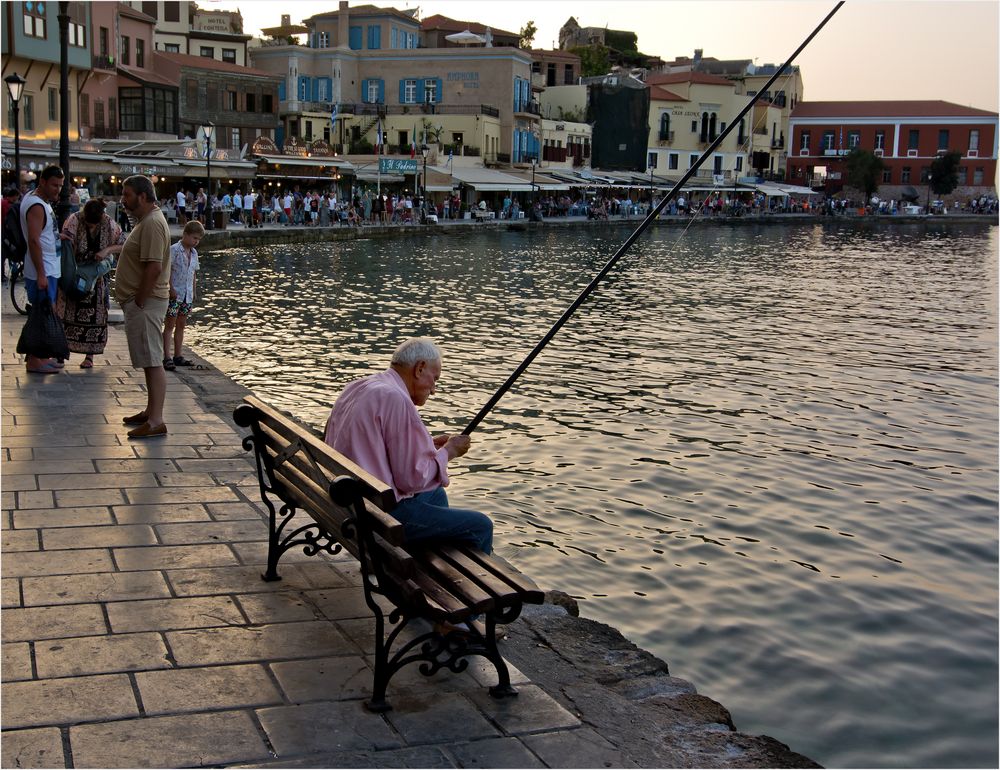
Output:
[{"xmin": 123, "ymin": 297, "xmax": 168, "ymax": 368}]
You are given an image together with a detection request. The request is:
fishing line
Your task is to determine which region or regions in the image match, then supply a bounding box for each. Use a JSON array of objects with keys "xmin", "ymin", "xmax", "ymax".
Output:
[{"xmin": 463, "ymin": 2, "xmax": 844, "ymax": 436}]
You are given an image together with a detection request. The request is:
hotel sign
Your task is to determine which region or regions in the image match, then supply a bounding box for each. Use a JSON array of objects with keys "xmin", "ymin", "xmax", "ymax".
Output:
[
  {"xmin": 380, "ymin": 158, "xmax": 418, "ymax": 173},
  {"xmin": 447, "ymin": 71, "xmax": 479, "ymax": 89}
]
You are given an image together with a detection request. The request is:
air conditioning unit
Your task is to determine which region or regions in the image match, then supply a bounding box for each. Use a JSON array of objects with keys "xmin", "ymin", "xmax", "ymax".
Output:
[
  {"xmin": 874, "ymin": 148, "xmax": 883, "ymax": 157},
  {"xmin": 907, "ymin": 149, "xmax": 918, "ymax": 157}
]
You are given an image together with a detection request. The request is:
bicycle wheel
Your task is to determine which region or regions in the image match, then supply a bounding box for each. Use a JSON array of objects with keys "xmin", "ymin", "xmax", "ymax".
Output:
[{"xmin": 10, "ymin": 265, "xmax": 29, "ymax": 315}]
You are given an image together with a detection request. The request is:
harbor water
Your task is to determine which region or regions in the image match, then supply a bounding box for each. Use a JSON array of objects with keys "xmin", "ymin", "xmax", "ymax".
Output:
[{"xmin": 188, "ymin": 221, "xmax": 998, "ymax": 768}]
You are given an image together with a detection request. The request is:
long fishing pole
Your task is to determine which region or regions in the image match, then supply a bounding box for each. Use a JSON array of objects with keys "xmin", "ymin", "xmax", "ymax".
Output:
[{"xmin": 463, "ymin": 2, "xmax": 844, "ymax": 436}]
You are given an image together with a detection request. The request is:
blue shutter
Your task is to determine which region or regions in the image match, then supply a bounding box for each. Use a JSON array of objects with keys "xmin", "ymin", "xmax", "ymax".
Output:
[
  {"xmin": 278, "ymin": 81, "xmax": 286, "ymax": 100},
  {"xmin": 391, "ymin": 27, "xmax": 397, "ymax": 48},
  {"xmin": 311, "ymin": 77, "xmax": 319, "ymax": 101},
  {"xmin": 362, "ymin": 79, "xmax": 370, "ymax": 103},
  {"xmin": 378, "ymin": 79, "xmax": 385, "ymax": 104},
  {"xmin": 349, "ymin": 26, "xmax": 362, "ymax": 50},
  {"xmin": 324, "ymin": 77, "xmax": 333, "ymax": 101},
  {"xmin": 435, "ymin": 78, "xmax": 442, "ymax": 103},
  {"xmin": 417, "ymin": 78, "xmax": 425, "ymax": 102},
  {"xmin": 373, "ymin": 25, "xmax": 381, "ymax": 49},
  {"xmin": 399, "ymin": 79, "xmax": 406, "ymax": 104}
]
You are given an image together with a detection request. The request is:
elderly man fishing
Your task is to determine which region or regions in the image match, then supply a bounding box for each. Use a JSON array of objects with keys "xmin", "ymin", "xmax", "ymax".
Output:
[{"xmin": 324, "ymin": 337, "xmax": 493, "ymax": 554}]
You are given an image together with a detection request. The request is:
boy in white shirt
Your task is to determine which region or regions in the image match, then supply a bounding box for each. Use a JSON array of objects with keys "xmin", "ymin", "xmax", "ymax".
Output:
[{"xmin": 162, "ymin": 220, "xmax": 204, "ymax": 371}]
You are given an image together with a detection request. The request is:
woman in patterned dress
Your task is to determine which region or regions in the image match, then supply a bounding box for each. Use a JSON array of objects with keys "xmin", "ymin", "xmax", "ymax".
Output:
[{"xmin": 57, "ymin": 198, "xmax": 126, "ymax": 368}]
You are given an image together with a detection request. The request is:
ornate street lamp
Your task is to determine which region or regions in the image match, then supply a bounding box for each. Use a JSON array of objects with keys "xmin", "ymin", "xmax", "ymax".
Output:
[
  {"xmin": 420, "ymin": 143, "xmax": 429, "ymax": 220},
  {"xmin": 203, "ymin": 121, "xmax": 215, "ymax": 229},
  {"xmin": 4, "ymin": 73, "xmax": 26, "ymax": 192}
]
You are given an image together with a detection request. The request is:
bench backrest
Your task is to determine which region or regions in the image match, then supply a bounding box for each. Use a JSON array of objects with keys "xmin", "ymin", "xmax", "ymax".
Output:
[{"xmin": 234, "ymin": 396, "xmax": 404, "ymax": 555}]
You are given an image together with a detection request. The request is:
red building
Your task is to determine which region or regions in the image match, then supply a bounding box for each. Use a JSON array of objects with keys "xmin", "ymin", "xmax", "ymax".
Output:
[{"xmin": 787, "ymin": 100, "xmax": 998, "ymax": 199}]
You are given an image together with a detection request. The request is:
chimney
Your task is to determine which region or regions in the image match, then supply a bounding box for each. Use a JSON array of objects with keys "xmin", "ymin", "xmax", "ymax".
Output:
[{"xmin": 338, "ymin": 1, "xmax": 349, "ymax": 48}]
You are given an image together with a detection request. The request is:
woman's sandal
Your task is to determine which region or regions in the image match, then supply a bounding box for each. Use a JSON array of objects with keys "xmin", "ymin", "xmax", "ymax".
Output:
[{"xmin": 80, "ymin": 357, "xmax": 93, "ymax": 369}]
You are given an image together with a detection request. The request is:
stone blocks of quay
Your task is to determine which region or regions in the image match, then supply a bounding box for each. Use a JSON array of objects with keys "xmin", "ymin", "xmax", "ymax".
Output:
[{"xmin": 1, "ymin": 305, "xmax": 818, "ymax": 768}]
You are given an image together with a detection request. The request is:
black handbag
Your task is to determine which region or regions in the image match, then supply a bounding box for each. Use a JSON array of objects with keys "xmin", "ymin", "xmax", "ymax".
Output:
[{"xmin": 16, "ymin": 296, "xmax": 70, "ymax": 361}]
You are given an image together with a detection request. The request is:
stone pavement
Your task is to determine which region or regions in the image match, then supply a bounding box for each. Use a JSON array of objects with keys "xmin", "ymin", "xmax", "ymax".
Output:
[{"xmin": 0, "ymin": 308, "xmax": 609, "ymax": 769}]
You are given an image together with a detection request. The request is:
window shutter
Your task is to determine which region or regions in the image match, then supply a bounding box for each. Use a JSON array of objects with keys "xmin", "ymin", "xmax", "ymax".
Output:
[
  {"xmin": 349, "ymin": 26, "xmax": 362, "ymax": 50},
  {"xmin": 378, "ymin": 80, "xmax": 385, "ymax": 104},
  {"xmin": 278, "ymin": 81, "xmax": 286, "ymax": 100},
  {"xmin": 417, "ymin": 78, "xmax": 425, "ymax": 101},
  {"xmin": 362, "ymin": 79, "xmax": 369, "ymax": 102},
  {"xmin": 324, "ymin": 78, "xmax": 333, "ymax": 101},
  {"xmin": 435, "ymin": 78, "xmax": 443, "ymax": 102},
  {"xmin": 399, "ymin": 79, "xmax": 406, "ymax": 103},
  {"xmin": 312, "ymin": 78, "xmax": 319, "ymax": 102}
]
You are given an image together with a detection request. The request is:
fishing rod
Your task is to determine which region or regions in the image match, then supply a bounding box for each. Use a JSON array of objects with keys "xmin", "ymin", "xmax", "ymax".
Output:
[{"xmin": 463, "ymin": 2, "xmax": 844, "ymax": 436}]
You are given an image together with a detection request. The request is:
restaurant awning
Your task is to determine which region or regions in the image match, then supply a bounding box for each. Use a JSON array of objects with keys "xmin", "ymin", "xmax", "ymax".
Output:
[
  {"xmin": 755, "ymin": 183, "xmax": 789, "ymax": 197},
  {"xmin": 445, "ymin": 166, "xmax": 533, "ymax": 192},
  {"xmin": 502, "ymin": 171, "xmax": 570, "ymax": 191},
  {"xmin": 257, "ymin": 155, "xmax": 351, "ymax": 168}
]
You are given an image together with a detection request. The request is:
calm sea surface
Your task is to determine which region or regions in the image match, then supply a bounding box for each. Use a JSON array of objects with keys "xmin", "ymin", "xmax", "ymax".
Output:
[{"xmin": 189, "ymin": 222, "xmax": 998, "ymax": 768}]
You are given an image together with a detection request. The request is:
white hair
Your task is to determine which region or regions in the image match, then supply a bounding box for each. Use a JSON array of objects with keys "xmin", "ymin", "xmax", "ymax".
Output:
[{"xmin": 391, "ymin": 337, "xmax": 441, "ymax": 367}]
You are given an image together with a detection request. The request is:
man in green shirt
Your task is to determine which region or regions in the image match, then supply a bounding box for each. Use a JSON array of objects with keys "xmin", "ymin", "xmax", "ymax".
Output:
[{"xmin": 115, "ymin": 175, "xmax": 171, "ymax": 439}]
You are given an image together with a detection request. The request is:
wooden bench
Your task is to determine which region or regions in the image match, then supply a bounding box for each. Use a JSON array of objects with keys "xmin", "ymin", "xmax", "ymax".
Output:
[{"xmin": 233, "ymin": 395, "xmax": 545, "ymax": 711}]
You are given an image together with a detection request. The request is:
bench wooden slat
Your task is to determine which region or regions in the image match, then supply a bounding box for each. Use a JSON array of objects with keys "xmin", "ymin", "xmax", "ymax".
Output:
[
  {"xmin": 409, "ymin": 570, "xmax": 493, "ymax": 620},
  {"xmin": 258, "ymin": 421, "xmax": 405, "ymax": 547},
  {"xmin": 245, "ymin": 395, "xmax": 396, "ymax": 511},
  {"xmin": 411, "ymin": 549, "xmax": 496, "ymax": 609},
  {"xmin": 445, "ymin": 546, "xmax": 545, "ymax": 604},
  {"xmin": 435, "ymin": 546, "xmax": 531, "ymax": 602}
]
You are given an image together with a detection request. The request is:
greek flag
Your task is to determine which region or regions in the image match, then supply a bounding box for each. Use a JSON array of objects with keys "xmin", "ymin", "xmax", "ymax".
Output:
[
  {"xmin": 376, "ymin": 117, "xmax": 383, "ymax": 154},
  {"xmin": 330, "ymin": 103, "xmax": 339, "ymax": 128}
]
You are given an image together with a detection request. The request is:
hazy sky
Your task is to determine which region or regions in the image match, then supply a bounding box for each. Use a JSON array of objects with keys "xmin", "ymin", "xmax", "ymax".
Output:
[{"xmin": 225, "ymin": 0, "xmax": 1000, "ymax": 112}]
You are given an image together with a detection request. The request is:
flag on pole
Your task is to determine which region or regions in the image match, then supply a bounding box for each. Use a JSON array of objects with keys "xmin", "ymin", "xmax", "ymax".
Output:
[
  {"xmin": 376, "ymin": 117, "xmax": 383, "ymax": 155},
  {"xmin": 410, "ymin": 123, "xmax": 417, "ymax": 158},
  {"xmin": 330, "ymin": 102, "xmax": 339, "ymax": 129}
]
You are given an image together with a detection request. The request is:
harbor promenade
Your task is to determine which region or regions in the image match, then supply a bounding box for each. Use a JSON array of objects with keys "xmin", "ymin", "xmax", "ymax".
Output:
[{"xmin": 1, "ymin": 296, "xmax": 818, "ymax": 767}]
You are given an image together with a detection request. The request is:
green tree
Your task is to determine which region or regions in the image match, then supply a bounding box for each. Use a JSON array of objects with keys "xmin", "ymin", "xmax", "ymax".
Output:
[
  {"xmin": 929, "ymin": 151, "xmax": 962, "ymax": 197},
  {"xmin": 519, "ymin": 21, "xmax": 537, "ymax": 48},
  {"xmin": 570, "ymin": 44, "xmax": 611, "ymax": 77},
  {"xmin": 845, "ymin": 148, "xmax": 885, "ymax": 201}
]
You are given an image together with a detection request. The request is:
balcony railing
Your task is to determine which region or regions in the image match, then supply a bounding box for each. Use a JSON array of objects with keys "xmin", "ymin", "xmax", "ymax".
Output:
[
  {"xmin": 658, "ymin": 130, "xmax": 674, "ymax": 142},
  {"xmin": 299, "ymin": 101, "xmax": 501, "ymax": 118},
  {"xmin": 771, "ymin": 138, "xmax": 785, "ymax": 149},
  {"xmin": 515, "ymin": 101, "xmax": 541, "ymax": 116},
  {"xmin": 93, "ymin": 54, "xmax": 116, "ymax": 70}
]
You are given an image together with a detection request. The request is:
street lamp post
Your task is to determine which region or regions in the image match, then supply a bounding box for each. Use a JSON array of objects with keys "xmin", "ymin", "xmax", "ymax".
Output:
[
  {"xmin": 531, "ymin": 156, "xmax": 537, "ymax": 203},
  {"xmin": 203, "ymin": 121, "xmax": 215, "ymax": 229},
  {"xmin": 4, "ymin": 74, "xmax": 26, "ymax": 193},
  {"xmin": 420, "ymin": 143, "xmax": 429, "ymax": 220}
]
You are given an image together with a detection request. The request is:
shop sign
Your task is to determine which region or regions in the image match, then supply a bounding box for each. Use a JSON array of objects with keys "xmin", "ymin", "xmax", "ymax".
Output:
[
  {"xmin": 380, "ymin": 158, "xmax": 418, "ymax": 173},
  {"xmin": 119, "ymin": 164, "xmax": 175, "ymax": 176},
  {"xmin": 252, "ymin": 136, "xmax": 279, "ymax": 155},
  {"xmin": 282, "ymin": 136, "xmax": 309, "ymax": 157},
  {"xmin": 309, "ymin": 140, "xmax": 334, "ymax": 157}
]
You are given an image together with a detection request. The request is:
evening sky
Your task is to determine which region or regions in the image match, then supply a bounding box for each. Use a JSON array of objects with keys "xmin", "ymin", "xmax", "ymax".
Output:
[{"xmin": 225, "ymin": 0, "xmax": 1000, "ymax": 113}]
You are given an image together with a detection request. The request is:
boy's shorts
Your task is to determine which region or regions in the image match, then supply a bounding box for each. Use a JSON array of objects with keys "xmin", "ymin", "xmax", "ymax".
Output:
[{"xmin": 166, "ymin": 298, "xmax": 193, "ymax": 318}]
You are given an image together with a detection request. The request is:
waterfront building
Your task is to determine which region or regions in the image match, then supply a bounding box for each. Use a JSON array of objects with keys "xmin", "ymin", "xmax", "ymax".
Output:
[
  {"xmin": 122, "ymin": 2, "xmax": 251, "ymax": 65},
  {"xmin": 1, "ymin": 1, "xmax": 91, "ymax": 146},
  {"xmin": 660, "ymin": 51, "xmax": 804, "ymax": 179},
  {"xmin": 787, "ymin": 101, "xmax": 999, "ymax": 199},
  {"xmin": 248, "ymin": 2, "xmax": 539, "ymax": 165},
  {"xmin": 644, "ymin": 72, "xmax": 748, "ymax": 181}
]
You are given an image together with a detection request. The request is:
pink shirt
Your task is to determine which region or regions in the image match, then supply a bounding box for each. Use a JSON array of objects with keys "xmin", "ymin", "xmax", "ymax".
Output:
[{"xmin": 324, "ymin": 368, "xmax": 450, "ymax": 502}]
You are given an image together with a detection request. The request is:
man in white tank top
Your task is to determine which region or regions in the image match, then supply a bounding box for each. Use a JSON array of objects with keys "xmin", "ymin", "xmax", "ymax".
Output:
[{"xmin": 20, "ymin": 165, "xmax": 65, "ymax": 374}]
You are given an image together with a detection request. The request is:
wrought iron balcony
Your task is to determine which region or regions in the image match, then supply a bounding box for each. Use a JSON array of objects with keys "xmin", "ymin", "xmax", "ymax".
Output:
[{"xmin": 93, "ymin": 54, "xmax": 116, "ymax": 70}]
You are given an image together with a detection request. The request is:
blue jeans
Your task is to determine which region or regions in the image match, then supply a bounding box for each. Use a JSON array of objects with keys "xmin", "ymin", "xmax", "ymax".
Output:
[
  {"xmin": 25, "ymin": 276, "xmax": 58, "ymax": 305},
  {"xmin": 392, "ymin": 486, "xmax": 493, "ymax": 554}
]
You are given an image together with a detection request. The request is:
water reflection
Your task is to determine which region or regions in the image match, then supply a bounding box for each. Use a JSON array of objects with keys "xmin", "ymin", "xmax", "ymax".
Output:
[{"xmin": 191, "ymin": 222, "xmax": 998, "ymax": 768}]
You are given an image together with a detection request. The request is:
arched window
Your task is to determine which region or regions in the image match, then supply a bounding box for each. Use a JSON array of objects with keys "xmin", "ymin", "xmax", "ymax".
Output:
[
  {"xmin": 700, "ymin": 112, "xmax": 709, "ymax": 143},
  {"xmin": 709, "ymin": 113, "xmax": 718, "ymax": 141},
  {"xmin": 659, "ymin": 113, "xmax": 671, "ymax": 141}
]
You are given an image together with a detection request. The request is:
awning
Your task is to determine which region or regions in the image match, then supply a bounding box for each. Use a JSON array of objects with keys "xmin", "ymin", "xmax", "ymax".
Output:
[
  {"xmin": 256, "ymin": 174, "xmax": 340, "ymax": 182},
  {"xmin": 755, "ymin": 183, "xmax": 789, "ymax": 197},
  {"xmin": 445, "ymin": 166, "xmax": 533, "ymax": 192},
  {"xmin": 775, "ymin": 183, "xmax": 822, "ymax": 196},
  {"xmin": 257, "ymin": 155, "xmax": 351, "ymax": 168},
  {"xmin": 503, "ymin": 171, "xmax": 569, "ymax": 191}
]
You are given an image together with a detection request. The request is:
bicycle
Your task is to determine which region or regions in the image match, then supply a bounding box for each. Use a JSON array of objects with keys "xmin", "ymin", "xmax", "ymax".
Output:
[{"xmin": 7, "ymin": 259, "xmax": 28, "ymax": 315}]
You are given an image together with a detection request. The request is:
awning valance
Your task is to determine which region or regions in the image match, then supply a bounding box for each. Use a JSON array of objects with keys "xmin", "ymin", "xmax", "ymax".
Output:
[{"xmin": 257, "ymin": 155, "xmax": 350, "ymax": 168}]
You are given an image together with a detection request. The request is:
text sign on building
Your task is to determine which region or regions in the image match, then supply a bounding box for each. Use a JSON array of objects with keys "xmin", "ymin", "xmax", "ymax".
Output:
[
  {"xmin": 447, "ymin": 72, "xmax": 479, "ymax": 89},
  {"xmin": 380, "ymin": 158, "xmax": 418, "ymax": 174}
]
